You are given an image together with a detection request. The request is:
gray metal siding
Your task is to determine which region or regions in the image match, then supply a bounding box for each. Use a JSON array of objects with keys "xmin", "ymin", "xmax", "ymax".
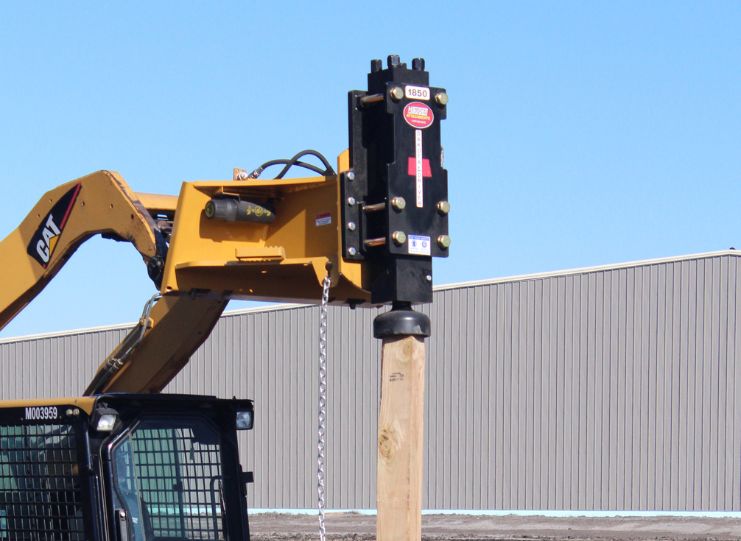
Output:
[{"xmin": 1, "ymin": 253, "xmax": 740, "ymax": 511}]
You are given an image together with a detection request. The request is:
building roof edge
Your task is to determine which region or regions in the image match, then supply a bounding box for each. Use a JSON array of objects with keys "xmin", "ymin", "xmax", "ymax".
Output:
[{"xmin": 2, "ymin": 249, "xmax": 737, "ymax": 343}]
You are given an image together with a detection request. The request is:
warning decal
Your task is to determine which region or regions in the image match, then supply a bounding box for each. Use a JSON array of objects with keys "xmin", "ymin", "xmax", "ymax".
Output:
[
  {"xmin": 403, "ymin": 102, "xmax": 434, "ymax": 130},
  {"xmin": 408, "ymin": 235, "xmax": 431, "ymax": 256}
]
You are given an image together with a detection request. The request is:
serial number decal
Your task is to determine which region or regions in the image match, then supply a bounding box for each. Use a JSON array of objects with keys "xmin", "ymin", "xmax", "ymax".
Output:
[
  {"xmin": 405, "ymin": 85, "xmax": 430, "ymax": 101},
  {"xmin": 24, "ymin": 406, "xmax": 59, "ymax": 421}
]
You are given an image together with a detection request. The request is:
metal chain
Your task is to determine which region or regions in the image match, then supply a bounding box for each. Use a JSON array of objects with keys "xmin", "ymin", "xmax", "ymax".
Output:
[{"xmin": 317, "ymin": 273, "xmax": 331, "ymax": 541}]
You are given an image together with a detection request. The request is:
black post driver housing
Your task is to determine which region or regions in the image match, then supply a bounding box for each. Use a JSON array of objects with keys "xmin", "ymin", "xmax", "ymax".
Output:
[{"xmin": 342, "ymin": 55, "xmax": 449, "ymax": 305}]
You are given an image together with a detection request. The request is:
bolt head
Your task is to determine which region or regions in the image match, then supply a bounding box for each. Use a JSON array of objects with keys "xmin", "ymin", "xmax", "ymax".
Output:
[
  {"xmin": 437, "ymin": 235, "xmax": 451, "ymax": 249},
  {"xmin": 390, "ymin": 196, "xmax": 406, "ymax": 211},
  {"xmin": 391, "ymin": 231, "xmax": 407, "ymax": 246},
  {"xmin": 347, "ymin": 196, "xmax": 356, "ymax": 206},
  {"xmin": 435, "ymin": 92, "xmax": 449, "ymax": 106},
  {"xmin": 389, "ymin": 86, "xmax": 404, "ymax": 102},
  {"xmin": 348, "ymin": 247, "xmax": 357, "ymax": 256},
  {"xmin": 346, "ymin": 170, "xmax": 355, "ymax": 181},
  {"xmin": 347, "ymin": 222, "xmax": 357, "ymax": 231},
  {"xmin": 436, "ymin": 200, "xmax": 451, "ymax": 215},
  {"xmin": 425, "ymin": 274, "xmax": 433, "ymax": 282}
]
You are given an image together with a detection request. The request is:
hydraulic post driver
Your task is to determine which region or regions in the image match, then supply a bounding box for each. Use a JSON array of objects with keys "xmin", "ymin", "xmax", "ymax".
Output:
[{"xmin": 0, "ymin": 55, "xmax": 448, "ymax": 540}]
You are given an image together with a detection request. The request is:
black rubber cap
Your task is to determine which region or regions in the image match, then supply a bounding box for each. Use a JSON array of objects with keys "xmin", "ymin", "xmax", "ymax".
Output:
[{"xmin": 373, "ymin": 309, "xmax": 431, "ymax": 339}]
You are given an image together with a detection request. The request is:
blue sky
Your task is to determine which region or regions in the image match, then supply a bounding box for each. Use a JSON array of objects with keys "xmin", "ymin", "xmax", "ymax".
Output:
[{"xmin": 1, "ymin": 2, "xmax": 739, "ymax": 337}]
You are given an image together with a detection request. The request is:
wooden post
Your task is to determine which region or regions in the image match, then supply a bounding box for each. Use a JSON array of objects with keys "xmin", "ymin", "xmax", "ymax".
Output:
[
  {"xmin": 377, "ymin": 336, "xmax": 426, "ymax": 540},
  {"xmin": 374, "ymin": 305, "xmax": 430, "ymax": 541}
]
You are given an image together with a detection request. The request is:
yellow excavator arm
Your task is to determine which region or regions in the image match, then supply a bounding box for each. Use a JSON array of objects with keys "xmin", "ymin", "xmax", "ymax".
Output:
[{"xmin": 0, "ymin": 170, "xmax": 168, "ymax": 330}]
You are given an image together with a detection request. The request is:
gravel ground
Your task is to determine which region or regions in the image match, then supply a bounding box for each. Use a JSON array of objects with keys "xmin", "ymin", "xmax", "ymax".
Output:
[{"xmin": 249, "ymin": 513, "xmax": 741, "ymax": 540}]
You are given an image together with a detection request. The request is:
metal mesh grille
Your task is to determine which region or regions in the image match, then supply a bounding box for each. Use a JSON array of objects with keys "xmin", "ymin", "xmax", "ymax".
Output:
[
  {"xmin": 118, "ymin": 424, "xmax": 225, "ymax": 540},
  {"xmin": 0, "ymin": 424, "xmax": 84, "ymax": 540}
]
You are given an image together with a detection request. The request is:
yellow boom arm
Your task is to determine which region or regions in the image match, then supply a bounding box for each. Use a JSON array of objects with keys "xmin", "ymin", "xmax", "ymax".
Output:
[{"xmin": 0, "ymin": 170, "xmax": 167, "ymax": 330}]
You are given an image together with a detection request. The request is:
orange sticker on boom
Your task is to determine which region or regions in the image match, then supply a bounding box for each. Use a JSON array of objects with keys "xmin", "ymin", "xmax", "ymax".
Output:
[{"xmin": 403, "ymin": 101, "xmax": 434, "ymax": 129}]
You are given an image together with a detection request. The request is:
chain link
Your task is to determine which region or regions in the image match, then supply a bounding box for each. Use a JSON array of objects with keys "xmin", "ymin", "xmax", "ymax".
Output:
[{"xmin": 317, "ymin": 273, "xmax": 331, "ymax": 541}]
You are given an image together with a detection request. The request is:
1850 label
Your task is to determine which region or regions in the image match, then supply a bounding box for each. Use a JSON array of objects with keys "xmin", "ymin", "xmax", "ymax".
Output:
[{"xmin": 404, "ymin": 85, "xmax": 430, "ymax": 101}]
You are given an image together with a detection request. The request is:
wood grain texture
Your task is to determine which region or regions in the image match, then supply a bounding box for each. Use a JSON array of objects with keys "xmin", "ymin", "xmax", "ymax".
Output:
[{"xmin": 377, "ymin": 335, "xmax": 426, "ymax": 541}]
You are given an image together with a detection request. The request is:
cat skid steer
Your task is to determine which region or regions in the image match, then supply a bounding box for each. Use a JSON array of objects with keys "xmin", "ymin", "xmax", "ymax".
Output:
[{"xmin": 0, "ymin": 56, "xmax": 448, "ymax": 540}]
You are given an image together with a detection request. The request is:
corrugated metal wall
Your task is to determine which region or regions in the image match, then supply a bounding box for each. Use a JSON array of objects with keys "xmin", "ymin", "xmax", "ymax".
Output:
[{"xmin": 1, "ymin": 252, "xmax": 740, "ymax": 511}]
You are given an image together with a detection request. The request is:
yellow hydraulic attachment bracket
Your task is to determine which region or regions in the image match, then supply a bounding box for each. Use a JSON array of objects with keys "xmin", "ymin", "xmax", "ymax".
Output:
[
  {"xmin": 0, "ymin": 170, "xmax": 167, "ymax": 331},
  {"xmin": 85, "ymin": 150, "xmax": 369, "ymax": 394},
  {"xmin": 158, "ymin": 151, "xmax": 366, "ymax": 304}
]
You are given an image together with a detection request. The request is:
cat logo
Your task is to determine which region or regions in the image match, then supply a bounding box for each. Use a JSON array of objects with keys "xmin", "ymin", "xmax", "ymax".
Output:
[
  {"xmin": 27, "ymin": 184, "xmax": 81, "ymax": 268},
  {"xmin": 35, "ymin": 214, "xmax": 62, "ymax": 264}
]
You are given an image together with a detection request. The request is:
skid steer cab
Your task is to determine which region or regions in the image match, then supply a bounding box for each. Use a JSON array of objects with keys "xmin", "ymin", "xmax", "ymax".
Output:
[{"xmin": 0, "ymin": 394, "xmax": 254, "ymax": 540}]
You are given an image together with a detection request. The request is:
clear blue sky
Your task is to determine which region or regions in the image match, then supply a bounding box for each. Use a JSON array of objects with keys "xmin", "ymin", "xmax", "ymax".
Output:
[{"xmin": 1, "ymin": 2, "xmax": 739, "ymax": 337}]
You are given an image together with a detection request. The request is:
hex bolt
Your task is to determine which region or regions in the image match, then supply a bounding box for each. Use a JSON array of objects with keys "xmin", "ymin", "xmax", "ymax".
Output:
[
  {"xmin": 435, "ymin": 92, "xmax": 449, "ymax": 106},
  {"xmin": 436, "ymin": 200, "xmax": 451, "ymax": 215},
  {"xmin": 437, "ymin": 235, "xmax": 452, "ymax": 249},
  {"xmin": 412, "ymin": 57, "xmax": 426, "ymax": 71},
  {"xmin": 370, "ymin": 59, "xmax": 383, "ymax": 73},
  {"xmin": 389, "ymin": 86, "xmax": 404, "ymax": 102},
  {"xmin": 346, "ymin": 170, "xmax": 355, "ymax": 181},
  {"xmin": 392, "ymin": 231, "xmax": 407, "ymax": 246},
  {"xmin": 387, "ymin": 54, "xmax": 400, "ymax": 68},
  {"xmin": 347, "ymin": 221, "xmax": 357, "ymax": 231},
  {"xmin": 347, "ymin": 196, "xmax": 356, "ymax": 206},
  {"xmin": 348, "ymin": 247, "xmax": 357, "ymax": 256},
  {"xmin": 390, "ymin": 196, "xmax": 406, "ymax": 211}
]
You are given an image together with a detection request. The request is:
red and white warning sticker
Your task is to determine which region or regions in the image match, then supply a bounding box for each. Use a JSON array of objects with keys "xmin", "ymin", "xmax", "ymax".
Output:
[{"xmin": 403, "ymin": 101, "xmax": 434, "ymax": 129}]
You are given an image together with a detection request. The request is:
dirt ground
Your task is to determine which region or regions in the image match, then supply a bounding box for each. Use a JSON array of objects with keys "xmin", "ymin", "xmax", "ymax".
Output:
[{"xmin": 249, "ymin": 513, "xmax": 741, "ymax": 540}]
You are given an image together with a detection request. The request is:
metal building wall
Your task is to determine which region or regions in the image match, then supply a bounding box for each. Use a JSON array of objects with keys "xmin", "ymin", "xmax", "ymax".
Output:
[{"xmin": 1, "ymin": 251, "xmax": 740, "ymax": 511}]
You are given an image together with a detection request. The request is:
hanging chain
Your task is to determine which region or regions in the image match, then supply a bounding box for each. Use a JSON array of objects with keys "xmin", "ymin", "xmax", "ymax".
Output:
[{"xmin": 317, "ymin": 273, "xmax": 331, "ymax": 541}]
